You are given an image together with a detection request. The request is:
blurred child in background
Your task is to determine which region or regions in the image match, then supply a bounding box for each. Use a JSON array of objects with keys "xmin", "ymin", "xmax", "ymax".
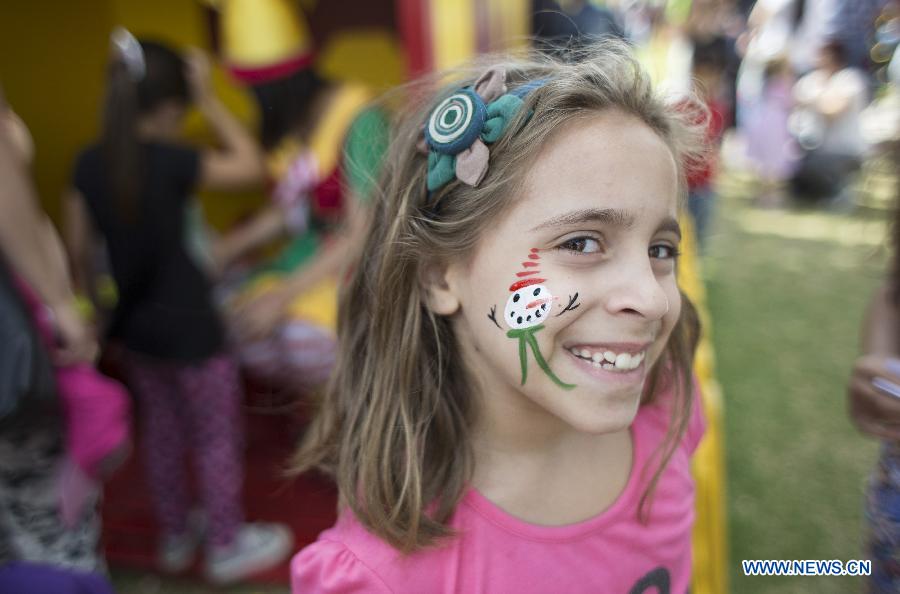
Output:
[
  {"xmin": 210, "ymin": 0, "xmax": 389, "ymax": 397},
  {"xmin": 686, "ymin": 35, "xmax": 728, "ymax": 250},
  {"xmin": 65, "ymin": 30, "xmax": 292, "ymax": 584}
]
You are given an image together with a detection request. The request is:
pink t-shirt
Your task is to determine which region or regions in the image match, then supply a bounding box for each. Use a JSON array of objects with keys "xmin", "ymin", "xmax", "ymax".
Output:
[{"xmin": 292, "ymin": 380, "xmax": 706, "ymax": 593}]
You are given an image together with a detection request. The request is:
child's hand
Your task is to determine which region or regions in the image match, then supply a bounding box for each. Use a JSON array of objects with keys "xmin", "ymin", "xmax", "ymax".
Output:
[
  {"xmin": 231, "ymin": 290, "xmax": 289, "ymax": 341},
  {"xmin": 849, "ymin": 354, "xmax": 900, "ymax": 441},
  {"xmin": 185, "ymin": 49, "xmax": 214, "ymax": 104},
  {"xmin": 51, "ymin": 299, "xmax": 98, "ymax": 365},
  {"xmin": 210, "ymin": 237, "xmax": 238, "ymax": 279}
]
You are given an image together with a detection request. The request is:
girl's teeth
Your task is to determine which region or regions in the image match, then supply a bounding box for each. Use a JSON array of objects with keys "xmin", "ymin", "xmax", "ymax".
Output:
[
  {"xmin": 569, "ymin": 348, "xmax": 645, "ymax": 371},
  {"xmin": 614, "ymin": 353, "xmax": 632, "ymax": 370}
]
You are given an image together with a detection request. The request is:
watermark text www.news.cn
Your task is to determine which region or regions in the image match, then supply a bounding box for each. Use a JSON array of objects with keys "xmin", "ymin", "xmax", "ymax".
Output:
[{"xmin": 742, "ymin": 559, "xmax": 871, "ymax": 577}]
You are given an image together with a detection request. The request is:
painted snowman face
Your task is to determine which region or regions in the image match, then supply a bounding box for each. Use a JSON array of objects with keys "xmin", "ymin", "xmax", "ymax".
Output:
[{"xmin": 504, "ymin": 284, "xmax": 553, "ymax": 329}]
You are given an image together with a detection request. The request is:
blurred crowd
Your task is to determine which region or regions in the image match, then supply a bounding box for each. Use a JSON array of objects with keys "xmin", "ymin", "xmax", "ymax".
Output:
[{"xmin": 535, "ymin": 0, "xmax": 899, "ymax": 240}]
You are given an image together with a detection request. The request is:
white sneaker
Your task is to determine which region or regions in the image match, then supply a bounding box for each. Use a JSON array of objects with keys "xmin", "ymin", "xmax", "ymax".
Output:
[
  {"xmin": 204, "ymin": 523, "xmax": 293, "ymax": 585},
  {"xmin": 158, "ymin": 511, "xmax": 206, "ymax": 573}
]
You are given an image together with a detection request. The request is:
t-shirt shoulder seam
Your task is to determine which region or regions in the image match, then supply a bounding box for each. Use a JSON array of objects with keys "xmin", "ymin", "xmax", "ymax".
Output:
[{"xmin": 317, "ymin": 536, "xmax": 396, "ymax": 593}]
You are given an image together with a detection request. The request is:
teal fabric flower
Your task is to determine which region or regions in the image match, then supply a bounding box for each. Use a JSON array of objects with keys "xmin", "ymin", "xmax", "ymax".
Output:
[{"xmin": 423, "ymin": 68, "xmax": 539, "ymax": 193}]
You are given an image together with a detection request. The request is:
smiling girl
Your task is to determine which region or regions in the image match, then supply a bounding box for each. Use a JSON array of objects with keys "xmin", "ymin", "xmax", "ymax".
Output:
[{"xmin": 290, "ymin": 40, "xmax": 707, "ymax": 593}]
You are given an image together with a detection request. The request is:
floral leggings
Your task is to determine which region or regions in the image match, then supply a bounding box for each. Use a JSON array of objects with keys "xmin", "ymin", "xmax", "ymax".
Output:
[{"xmin": 124, "ymin": 352, "xmax": 244, "ymax": 547}]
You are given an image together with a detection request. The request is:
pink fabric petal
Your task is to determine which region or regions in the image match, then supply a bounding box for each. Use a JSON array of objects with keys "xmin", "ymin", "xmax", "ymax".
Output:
[
  {"xmin": 455, "ymin": 139, "xmax": 490, "ymax": 186},
  {"xmin": 473, "ymin": 67, "xmax": 508, "ymax": 103},
  {"xmin": 416, "ymin": 137, "xmax": 429, "ymax": 154}
]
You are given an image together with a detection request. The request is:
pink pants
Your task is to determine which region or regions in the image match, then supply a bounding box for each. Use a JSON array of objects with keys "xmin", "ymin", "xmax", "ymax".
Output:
[{"xmin": 123, "ymin": 352, "xmax": 244, "ymax": 547}]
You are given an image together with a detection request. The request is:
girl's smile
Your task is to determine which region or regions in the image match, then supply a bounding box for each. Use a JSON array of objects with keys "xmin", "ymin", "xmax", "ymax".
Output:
[
  {"xmin": 564, "ymin": 347, "xmax": 648, "ymax": 387},
  {"xmin": 564, "ymin": 342, "xmax": 649, "ymax": 372}
]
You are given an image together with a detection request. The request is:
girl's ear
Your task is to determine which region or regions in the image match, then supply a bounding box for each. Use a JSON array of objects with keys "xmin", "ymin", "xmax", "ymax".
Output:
[{"xmin": 420, "ymin": 260, "xmax": 461, "ymax": 316}]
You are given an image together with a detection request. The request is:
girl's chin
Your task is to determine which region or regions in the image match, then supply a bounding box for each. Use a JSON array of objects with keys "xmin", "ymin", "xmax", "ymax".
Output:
[{"xmin": 554, "ymin": 395, "xmax": 641, "ymax": 435}]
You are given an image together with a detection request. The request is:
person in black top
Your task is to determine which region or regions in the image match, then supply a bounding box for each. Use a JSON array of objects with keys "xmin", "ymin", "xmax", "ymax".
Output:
[{"xmin": 65, "ymin": 30, "xmax": 292, "ymax": 585}]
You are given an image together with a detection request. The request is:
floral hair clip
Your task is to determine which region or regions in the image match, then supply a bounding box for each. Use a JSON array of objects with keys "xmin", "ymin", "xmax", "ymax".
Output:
[{"xmin": 423, "ymin": 67, "xmax": 544, "ymax": 193}]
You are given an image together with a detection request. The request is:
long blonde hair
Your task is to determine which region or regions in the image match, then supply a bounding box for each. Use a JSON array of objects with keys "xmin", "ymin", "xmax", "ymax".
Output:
[{"xmin": 292, "ymin": 39, "xmax": 707, "ymax": 553}]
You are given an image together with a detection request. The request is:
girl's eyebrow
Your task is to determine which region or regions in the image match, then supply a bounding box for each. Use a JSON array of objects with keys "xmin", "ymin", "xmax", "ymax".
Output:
[
  {"xmin": 529, "ymin": 208, "xmax": 636, "ymax": 232},
  {"xmin": 658, "ymin": 217, "xmax": 682, "ymax": 240}
]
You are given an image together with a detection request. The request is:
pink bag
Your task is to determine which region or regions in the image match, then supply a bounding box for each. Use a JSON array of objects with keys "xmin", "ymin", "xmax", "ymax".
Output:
[{"xmin": 12, "ymin": 276, "xmax": 131, "ymax": 525}]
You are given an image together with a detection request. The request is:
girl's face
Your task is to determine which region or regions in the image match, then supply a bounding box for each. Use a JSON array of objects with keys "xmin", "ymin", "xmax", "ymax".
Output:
[{"xmin": 441, "ymin": 110, "xmax": 682, "ymax": 435}]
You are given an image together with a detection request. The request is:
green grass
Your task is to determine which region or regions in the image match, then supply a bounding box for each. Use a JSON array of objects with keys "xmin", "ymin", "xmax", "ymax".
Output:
[{"xmin": 706, "ymin": 162, "xmax": 894, "ymax": 594}]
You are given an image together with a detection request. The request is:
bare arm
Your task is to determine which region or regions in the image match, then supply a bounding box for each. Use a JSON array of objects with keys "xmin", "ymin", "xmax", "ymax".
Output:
[
  {"xmin": 862, "ymin": 284, "xmax": 900, "ymax": 355},
  {"xmin": 0, "ymin": 107, "xmax": 95, "ymax": 362},
  {"xmin": 231, "ymin": 195, "xmax": 369, "ymax": 339},
  {"xmin": 213, "ymin": 205, "xmax": 288, "ymax": 272},
  {"xmin": 816, "ymin": 87, "xmax": 853, "ymax": 120},
  {"xmin": 794, "ymin": 70, "xmax": 860, "ymax": 119},
  {"xmin": 186, "ymin": 50, "xmax": 265, "ymax": 192},
  {"xmin": 0, "ymin": 117, "xmax": 73, "ymax": 310},
  {"xmin": 848, "ymin": 283, "xmax": 900, "ymax": 440},
  {"xmin": 63, "ymin": 187, "xmax": 96, "ymax": 299},
  {"xmin": 280, "ymin": 196, "xmax": 368, "ymax": 298}
]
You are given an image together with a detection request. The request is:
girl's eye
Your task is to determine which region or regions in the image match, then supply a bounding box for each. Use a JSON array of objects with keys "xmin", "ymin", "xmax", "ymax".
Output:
[
  {"xmin": 649, "ymin": 244, "xmax": 681, "ymax": 260},
  {"xmin": 558, "ymin": 236, "xmax": 602, "ymax": 254}
]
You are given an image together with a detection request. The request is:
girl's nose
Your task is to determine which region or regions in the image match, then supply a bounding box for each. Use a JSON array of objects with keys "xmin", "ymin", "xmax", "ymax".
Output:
[{"xmin": 602, "ymin": 259, "xmax": 670, "ymax": 321}]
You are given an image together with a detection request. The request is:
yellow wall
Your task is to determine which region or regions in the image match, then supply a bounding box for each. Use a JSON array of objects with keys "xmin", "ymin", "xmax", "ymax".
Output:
[
  {"xmin": 0, "ymin": 0, "xmax": 112, "ymax": 222},
  {"xmin": 428, "ymin": 0, "xmax": 530, "ymax": 71},
  {"xmin": 1, "ymin": 0, "xmax": 405, "ymax": 230},
  {"xmin": 318, "ymin": 29, "xmax": 405, "ymax": 93},
  {"xmin": 0, "ymin": 0, "xmax": 257, "ymax": 224},
  {"xmin": 430, "ymin": 0, "xmax": 476, "ymax": 69}
]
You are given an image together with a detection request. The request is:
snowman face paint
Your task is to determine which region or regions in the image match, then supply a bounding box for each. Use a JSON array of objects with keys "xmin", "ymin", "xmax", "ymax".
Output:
[
  {"xmin": 497, "ymin": 250, "xmax": 575, "ymax": 390},
  {"xmin": 505, "ymin": 283, "xmax": 552, "ymax": 328},
  {"xmin": 487, "ymin": 305, "xmax": 502, "ymax": 329},
  {"xmin": 555, "ymin": 293, "xmax": 580, "ymax": 317}
]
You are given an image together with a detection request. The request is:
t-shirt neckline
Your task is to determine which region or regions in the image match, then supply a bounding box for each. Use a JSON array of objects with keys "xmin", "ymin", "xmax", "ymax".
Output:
[{"xmin": 461, "ymin": 415, "xmax": 645, "ymax": 543}]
